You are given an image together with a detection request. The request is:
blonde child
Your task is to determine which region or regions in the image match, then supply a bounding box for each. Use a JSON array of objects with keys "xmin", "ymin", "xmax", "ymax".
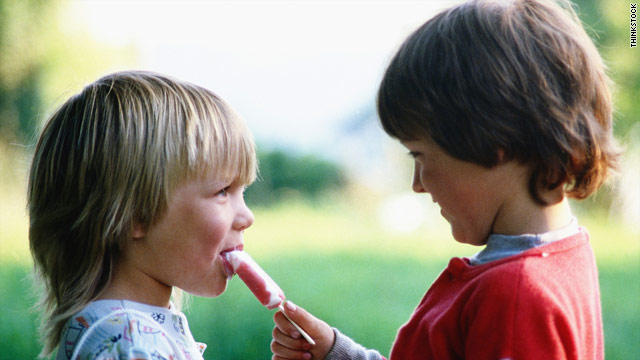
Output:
[
  {"xmin": 271, "ymin": 0, "xmax": 619, "ymax": 359},
  {"xmin": 28, "ymin": 71, "xmax": 257, "ymax": 359}
]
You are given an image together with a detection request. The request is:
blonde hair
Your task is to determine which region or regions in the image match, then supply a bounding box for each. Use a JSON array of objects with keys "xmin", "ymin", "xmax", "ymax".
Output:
[
  {"xmin": 28, "ymin": 71, "xmax": 257, "ymax": 357},
  {"xmin": 378, "ymin": 0, "xmax": 620, "ymax": 204}
]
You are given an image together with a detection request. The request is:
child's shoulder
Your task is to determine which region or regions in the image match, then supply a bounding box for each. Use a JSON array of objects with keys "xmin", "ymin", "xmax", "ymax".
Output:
[{"xmin": 468, "ymin": 230, "xmax": 595, "ymax": 305}]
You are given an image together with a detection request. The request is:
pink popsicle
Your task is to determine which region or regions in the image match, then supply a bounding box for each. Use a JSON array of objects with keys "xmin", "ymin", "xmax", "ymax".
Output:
[
  {"xmin": 221, "ymin": 250, "xmax": 316, "ymax": 345},
  {"xmin": 221, "ymin": 250, "xmax": 285, "ymax": 309}
]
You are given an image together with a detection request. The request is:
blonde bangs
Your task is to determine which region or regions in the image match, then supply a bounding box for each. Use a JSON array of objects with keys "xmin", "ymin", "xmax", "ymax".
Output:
[{"xmin": 171, "ymin": 84, "xmax": 257, "ymax": 189}]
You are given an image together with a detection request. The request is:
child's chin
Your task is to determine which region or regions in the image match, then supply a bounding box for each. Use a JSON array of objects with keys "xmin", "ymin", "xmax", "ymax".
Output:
[
  {"xmin": 211, "ymin": 282, "xmax": 229, "ymax": 298},
  {"xmin": 189, "ymin": 281, "xmax": 228, "ymax": 298}
]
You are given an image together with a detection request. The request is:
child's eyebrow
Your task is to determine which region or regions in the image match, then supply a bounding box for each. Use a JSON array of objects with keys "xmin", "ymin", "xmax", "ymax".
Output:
[
  {"xmin": 408, "ymin": 151, "xmax": 421, "ymax": 158},
  {"xmin": 204, "ymin": 179, "xmax": 232, "ymax": 189}
]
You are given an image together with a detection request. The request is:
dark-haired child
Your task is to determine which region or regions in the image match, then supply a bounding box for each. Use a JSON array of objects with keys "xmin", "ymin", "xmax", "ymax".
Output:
[{"xmin": 271, "ymin": 0, "xmax": 619, "ymax": 359}]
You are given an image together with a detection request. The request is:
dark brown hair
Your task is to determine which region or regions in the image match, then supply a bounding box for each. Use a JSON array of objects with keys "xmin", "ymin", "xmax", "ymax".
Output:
[{"xmin": 377, "ymin": 0, "xmax": 620, "ymax": 204}]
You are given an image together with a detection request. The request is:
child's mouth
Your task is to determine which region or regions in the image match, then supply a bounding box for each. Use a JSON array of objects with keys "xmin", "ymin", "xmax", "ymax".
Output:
[{"xmin": 220, "ymin": 245, "xmax": 243, "ymax": 278}]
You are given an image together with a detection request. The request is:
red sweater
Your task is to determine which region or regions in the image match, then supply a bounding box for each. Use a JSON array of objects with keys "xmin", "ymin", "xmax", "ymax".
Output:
[{"xmin": 389, "ymin": 230, "xmax": 603, "ymax": 360}]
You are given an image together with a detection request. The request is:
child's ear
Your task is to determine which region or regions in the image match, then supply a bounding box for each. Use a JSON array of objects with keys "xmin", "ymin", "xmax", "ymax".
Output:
[
  {"xmin": 539, "ymin": 184, "xmax": 566, "ymax": 205},
  {"xmin": 132, "ymin": 222, "xmax": 147, "ymax": 239}
]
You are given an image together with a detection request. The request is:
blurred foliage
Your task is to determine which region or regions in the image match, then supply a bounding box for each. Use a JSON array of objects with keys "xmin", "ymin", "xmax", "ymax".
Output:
[
  {"xmin": 0, "ymin": 0, "xmax": 136, "ymax": 143},
  {"xmin": 2, "ymin": 202, "xmax": 638, "ymax": 359},
  {"xmin": 570, "ymin": 0, "xmax": 640, "ymax": 217},
  {"xmin": 0, "ymin": 0, "xmax": 637, "ymax": 144},
  {"xmin": 245, "ymin": 148, "xmax": 346, "ymax": 207},
  {"xmin": 0, "ymin": 0, "xmax": 53, "ymax": 142},
  {"xmin": 573, "ymin": 0, "xmax": 640, "ymax": 138},
  {"xmin": 1, "ymin": 1, "xmax": 638, "ymax": 359}
]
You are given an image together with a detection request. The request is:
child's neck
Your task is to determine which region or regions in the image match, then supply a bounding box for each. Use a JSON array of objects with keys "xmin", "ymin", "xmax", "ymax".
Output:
[
  {"xmin": 97, "ymin": 255, "xmax": 173, "ymax": 308},
  {"xmin": 492, "ymin": 194, "xmax": 574, "ymax": 236}
]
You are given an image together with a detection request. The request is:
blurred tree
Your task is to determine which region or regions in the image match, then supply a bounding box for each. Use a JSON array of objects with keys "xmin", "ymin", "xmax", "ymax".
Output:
[
  {"xmin": 0, "ymin": 0, "xmax": 55, "ymax": 142},
  {"xmin": 573, "ymin": 0, "xmax": 640, "ymax": 138},
  {"xmin": 570, "ymin": 0, "xmax": 640, "ymax": 216},
  {"xmin": 0, "ymin": 0, "xmax": 135, "ymax": 144},
  {"xmin": 245, "ymin": 148, "xmax": 346, "ymax": 206}
]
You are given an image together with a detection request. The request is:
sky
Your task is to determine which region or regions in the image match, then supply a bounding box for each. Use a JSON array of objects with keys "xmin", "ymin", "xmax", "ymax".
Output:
[{"xmin": 72, "ymin": 0, "xmax": 463, "ymax": 155}]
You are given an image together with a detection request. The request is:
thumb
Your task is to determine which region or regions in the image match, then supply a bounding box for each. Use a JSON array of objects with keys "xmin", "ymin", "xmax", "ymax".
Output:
[
  {"xmin": 280, "ymin": 301, "xmax": 335, "ymax": 353},
  {"xmin": 281, "ymin": 301, "xmax": 319, "ymax": 331}
]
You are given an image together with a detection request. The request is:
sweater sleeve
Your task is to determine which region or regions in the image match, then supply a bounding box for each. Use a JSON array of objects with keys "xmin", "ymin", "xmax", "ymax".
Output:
[{"xmin": 325, "ymin": 328, "xmax": 387, "ymax": 360}]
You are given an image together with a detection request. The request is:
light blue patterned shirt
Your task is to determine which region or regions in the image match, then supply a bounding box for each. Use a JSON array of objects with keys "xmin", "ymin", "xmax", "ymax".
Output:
[{"xmin": 56, "ymin": 299, "xmax": 206, "ymax": 360}]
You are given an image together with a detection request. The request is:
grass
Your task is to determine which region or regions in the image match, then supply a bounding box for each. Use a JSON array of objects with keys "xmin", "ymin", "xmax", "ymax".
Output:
[
  {"xmin": 1, "ymin": 139, "xmax": 638, "ymax": 358},
  {"xmin": 187, "ymin": 253, "xmax": 442, "ymax": 359},
  {"xmin": 2, "ymin": 198, "xmax": 639, "ymax": 359}
]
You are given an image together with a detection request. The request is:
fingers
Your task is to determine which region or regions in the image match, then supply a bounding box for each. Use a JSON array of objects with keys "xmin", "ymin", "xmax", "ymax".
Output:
[
  {"xmin": 273, "ymin": 313, "xmax": 312, "ymax": 349},
  {"xmin": 279, "ymin": 301, "xmax": 327, "ymax": 341},
  {"xmin": 271, "ymin": 301, "xmax": 335, "ymax": 359},
  {"xmin": 271, "ymin": 326, "xmax": 312, "ymax": 359}
]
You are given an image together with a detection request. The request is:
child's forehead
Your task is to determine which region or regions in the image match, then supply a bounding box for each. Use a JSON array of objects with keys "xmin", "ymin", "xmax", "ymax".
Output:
[{"xmin": 189, "ymin": 167, "xmax": 250, "ymax": 186}]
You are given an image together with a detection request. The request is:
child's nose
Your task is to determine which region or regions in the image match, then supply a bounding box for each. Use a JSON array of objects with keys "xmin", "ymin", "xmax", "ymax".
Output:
[
  {"xmin": 234, "ymin": 200, "xmax": 254, "ymax": 231},
  {"xmin": 412, "ymin": 164, "xmax": 426, "ymax": 193}
]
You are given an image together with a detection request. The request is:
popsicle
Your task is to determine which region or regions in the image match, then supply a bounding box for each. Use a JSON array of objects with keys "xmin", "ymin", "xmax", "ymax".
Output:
[
  {"xmin": 221, "ymin": 250, "xmax": 315, "ymax": 345},
  {"xmin": 221, "ymin": 250, "xmax": 285, "ymax": 309}
]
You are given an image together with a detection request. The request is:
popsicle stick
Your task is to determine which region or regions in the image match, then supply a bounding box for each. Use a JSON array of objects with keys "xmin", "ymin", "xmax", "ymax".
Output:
[{"xmin": 278, "ymin": 304, "xmax": 316, "ymax": 345}]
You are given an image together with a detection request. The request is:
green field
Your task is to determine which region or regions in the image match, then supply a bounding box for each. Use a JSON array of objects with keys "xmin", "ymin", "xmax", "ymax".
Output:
[{"xmin": 1, "ymin": 200, "xmax": 638, "ymax": 359}]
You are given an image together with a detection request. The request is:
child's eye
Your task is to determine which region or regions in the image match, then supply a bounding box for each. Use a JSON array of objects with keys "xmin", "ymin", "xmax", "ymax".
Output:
[
  {"xmin": 408, "ymin": 151, "xmax": 421, "ymax": 159},
  {"xmin": 216, "ymin": 187, "xmax": 230, "ymax": 197}
]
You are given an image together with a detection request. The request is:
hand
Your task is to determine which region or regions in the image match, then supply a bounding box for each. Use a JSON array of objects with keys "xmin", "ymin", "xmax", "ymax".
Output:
[{"xmin": 271, "ymin": 301, "xmax": 335, "ymax": 360}]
